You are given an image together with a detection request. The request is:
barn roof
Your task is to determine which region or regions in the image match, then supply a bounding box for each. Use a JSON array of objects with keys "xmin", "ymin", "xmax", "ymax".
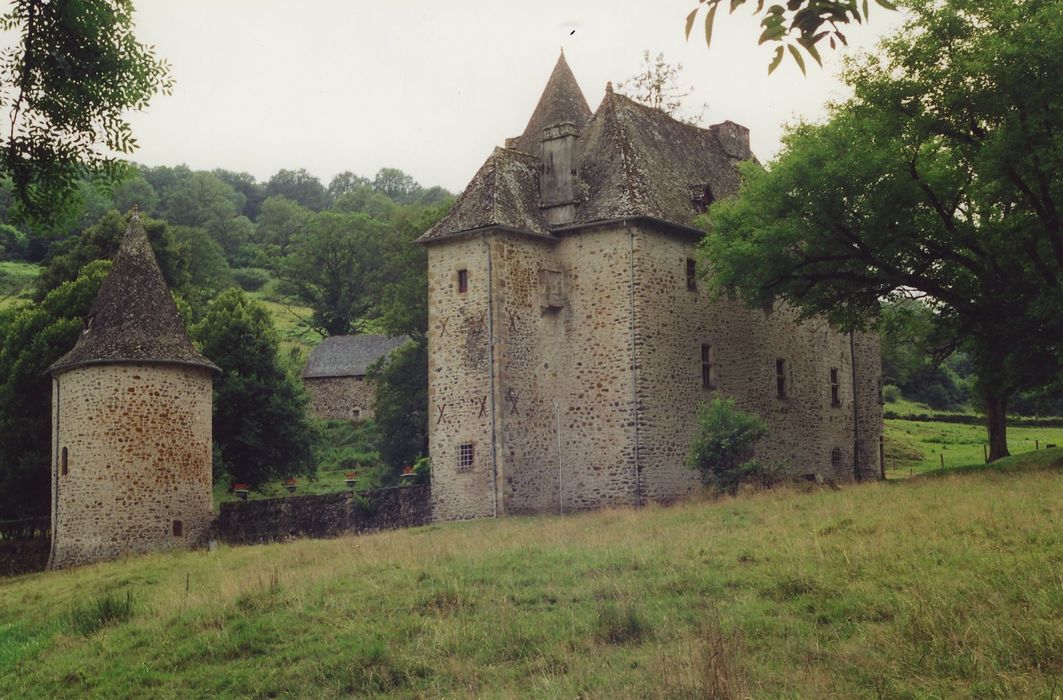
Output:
[
  {"xmin": 49, "ymin": 215, "xmax": 219, "ymax": 375},
  {"xmin": 302, "ymin": 335, "xmax": 410, "ymax": 379},
  {"xmin": 419, "ymin": 55, "xmax": 752, "ymax": 244}
]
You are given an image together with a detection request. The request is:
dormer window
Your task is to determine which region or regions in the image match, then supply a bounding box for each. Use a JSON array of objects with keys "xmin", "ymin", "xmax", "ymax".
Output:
[{"xmin": 689, "ymin": 184, "xmax": 715, "ymax": 214}]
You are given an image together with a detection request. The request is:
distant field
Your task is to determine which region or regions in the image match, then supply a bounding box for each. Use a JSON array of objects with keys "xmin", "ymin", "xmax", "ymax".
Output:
[
  {"xmin": 884, "ymin": 418, "xmax": 1063, "ymax": 478},
  {"xmin": 1, "ymin": 450, "xmax": 1060, "ymax": 698},
  {"xmin": 0, "ymin": 260, "xmax": 38, "ymax": 310}
]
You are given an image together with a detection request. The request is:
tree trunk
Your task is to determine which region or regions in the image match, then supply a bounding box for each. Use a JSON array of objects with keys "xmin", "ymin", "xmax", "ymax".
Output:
[{"xmin": 985, "ymin": 393, "xmax": 1010, "ymax": 462}]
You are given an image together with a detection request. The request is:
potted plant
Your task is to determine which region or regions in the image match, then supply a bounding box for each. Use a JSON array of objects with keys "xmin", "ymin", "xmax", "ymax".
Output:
[
  {"xmin": 233, "ymin": 483, "xmax": 249, "ymax": 501},
  {"xmin": 344, "ymin": 471, "xmax": 359, "ymax": 488},
  {"xmin": 400, "ymin": 465, "xmax": 415, "ymax": 481},
  {"xmin": 284, "ymin": 477, "xmax": 297, "ymax": 494}
]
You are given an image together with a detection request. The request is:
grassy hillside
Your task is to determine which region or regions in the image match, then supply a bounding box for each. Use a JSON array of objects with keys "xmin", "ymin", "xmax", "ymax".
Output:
[
  {"xmin": 2, "ymin": 451, "xmax": 1060, "ymax": 698},
  {"xmin": 0, "ymin": 260, "xmax": 38, "ymax": 310}
]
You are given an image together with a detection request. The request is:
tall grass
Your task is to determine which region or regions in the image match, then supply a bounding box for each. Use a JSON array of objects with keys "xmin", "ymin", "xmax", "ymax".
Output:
[{"xmin": 1, "ymin": 450, "xmax": 1061, "ymax": 698}]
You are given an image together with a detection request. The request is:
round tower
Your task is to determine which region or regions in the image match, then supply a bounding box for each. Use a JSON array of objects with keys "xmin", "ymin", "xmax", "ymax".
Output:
[{"xmin": 47, "ymin": 213, "xmax": 219, "ymax": 569}]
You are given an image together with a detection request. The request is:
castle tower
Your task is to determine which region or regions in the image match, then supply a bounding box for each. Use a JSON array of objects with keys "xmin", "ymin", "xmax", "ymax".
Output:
[{"xmin": 47, "ymin": 213, "xmax": 219, "ymax": 569}]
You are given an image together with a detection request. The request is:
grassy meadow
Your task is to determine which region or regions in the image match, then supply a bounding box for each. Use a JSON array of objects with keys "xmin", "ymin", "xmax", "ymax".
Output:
[
  {"xmin": 0, "ymin": 260, "xmax": 37, "ymax": 310},
  {"xmin": 2, "ymin": 450, "xmax": 1061, "ymax": 698}
]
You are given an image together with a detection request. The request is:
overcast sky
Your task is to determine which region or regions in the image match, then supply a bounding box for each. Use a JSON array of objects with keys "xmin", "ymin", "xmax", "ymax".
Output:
[{"xmin": 117, "ymin": 0, "xmax": 906, "ymax": 193}]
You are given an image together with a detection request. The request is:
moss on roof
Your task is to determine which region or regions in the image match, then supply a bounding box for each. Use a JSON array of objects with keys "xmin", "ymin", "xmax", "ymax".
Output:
[
  {"xmin": 49, "ymin": 216, "xmax": 219, "ymax": 375},
  {"xmin": 511, "ymin": 51, "xmax": 593, "ymax": 156}
]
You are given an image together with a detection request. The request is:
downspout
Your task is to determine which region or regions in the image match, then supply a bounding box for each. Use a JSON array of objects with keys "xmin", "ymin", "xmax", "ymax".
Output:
[
  {"xmin": 485, "ymin": 235, "xmax": 499, "ymax": 518},
  {"xmin": 47, "ymin": 375, "xmax": 59, "ymax": 570},
  {"xmin": 850, "ymin": 332, "xmax": 861, "ymax": 481},
  {"xmin": 626, "ymin": 225, "xmax": 643, "ymax": 507}
]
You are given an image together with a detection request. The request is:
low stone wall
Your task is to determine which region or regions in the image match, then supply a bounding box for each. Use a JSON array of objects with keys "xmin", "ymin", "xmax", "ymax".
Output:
[{"xmin": 213, "ymin": 484, "xmax": 431, "ymax": 545}]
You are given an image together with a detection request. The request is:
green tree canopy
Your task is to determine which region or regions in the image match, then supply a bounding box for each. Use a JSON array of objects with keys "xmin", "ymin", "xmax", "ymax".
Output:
[
  {"xmin": 266, "ymin": 168, "xmax": 328, "ymax": 211},
  {"xmin": 191, "ymin": 289, "xmax": 315, "ymax": 489},
  {"xmin": 700, "ymin": 0, "xmax": 1062, "ymax": 460},
  {"xmin": 0, "ymin": 0, "xmax": 172, "ymax": 223}
]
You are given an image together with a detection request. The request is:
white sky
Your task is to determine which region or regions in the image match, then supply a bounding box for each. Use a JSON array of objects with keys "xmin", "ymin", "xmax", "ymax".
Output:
[{"xmin": 115, "ymin": 0, "xmax": 906, "ymax": 193}]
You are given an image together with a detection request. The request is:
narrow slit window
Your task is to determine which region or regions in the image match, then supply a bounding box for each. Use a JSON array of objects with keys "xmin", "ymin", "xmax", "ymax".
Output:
[
  {"xmin": 831, "ymin": 447, "xmax": 842, "ymax": 469},
  {"xmin": 686, "ymin": 258, "xmax": 697, "ymax": 291},
  {"xmin": 172, "ymin": 520, "xmax": 183, "ymax": 537},
  {"xmin": 457, "ymin": 442, "xmax": 474, "ymax": 471},
  {"xmin": 830, "ymin": 368, "xmax": 840, "ymax": 407},
  {"xmin": 776, "ymin": 358, "xmax": 787, "ymax": 398},
  {"xmin": 61, "ymin": 447, "xmax": 68, "ymax": 476},
  {"xmin": 457, "ymin": 269, "xmax": 468, "ymax": 293},
  {"xmin": 701, "ymin": 344, "xmax": 715, "ymax": 388}
]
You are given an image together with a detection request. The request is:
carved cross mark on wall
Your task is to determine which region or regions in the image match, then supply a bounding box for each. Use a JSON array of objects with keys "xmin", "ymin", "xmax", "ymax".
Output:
[
  {"xmin": 474, "ymin": 308, "xmax": 487, "ymax": 332},
  {"xmin": 507, "ymin": 309, "xmax": 518, "ymax": 332},
  {"xmin": 505, "ymin": 388, "xmax": 520, "ymax": 415},
  {"xmin": 435, "ymin": 403, "xmax": 448, "ymax": 425},
  {"xmin": 476, "ymin": 395, "xmax": 488, "ymax": 418},
  {"xmin": 438, "ymin": 316, "xmax": 450, "ymax": 337}
]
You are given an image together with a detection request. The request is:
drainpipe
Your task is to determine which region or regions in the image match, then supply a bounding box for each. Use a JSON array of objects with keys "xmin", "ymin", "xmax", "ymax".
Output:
[
  {"xmin": 485, "ymin": 235, "xmax": 499, "ymax": 518},
  {"xmin": 626, "ymin": 225, "xmax": 643, "ymax": 507},
  {"xmin": 850, "ymin": 332, "xmax": 861, "ymax": 481},
  {"xmin": 47, "ymin": 375, "xmax": 59, "ymax": 570}
]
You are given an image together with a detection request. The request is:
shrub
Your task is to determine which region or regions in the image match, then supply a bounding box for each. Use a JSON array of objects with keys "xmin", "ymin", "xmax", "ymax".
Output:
[
  {"xmin": 595, "ymin": 602, "xmax": 650, "ymax": 645},
  {"xmin": 687, "ymin": 398, "xmax": 769, "ymax": 494},
  {"xmin": 231, "ymin": 267, "xmax": 271, "ymax": 292},
  {"xmin": 70, "ymin": 590, "xmax": 133, "ymax": 635},
  {"xmin": 882, "ymin": 383, "xmax": 902, "ymax": 403}
]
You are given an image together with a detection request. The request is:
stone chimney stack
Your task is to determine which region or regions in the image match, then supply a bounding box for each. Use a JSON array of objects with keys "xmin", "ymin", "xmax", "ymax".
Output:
[
  {"xmin": 710, "ymin": 121, "xmax": 751, "ymax": 160},
  {"xmin": 540, "ymin": 121, "xmax": 579, "ymax": 225}
]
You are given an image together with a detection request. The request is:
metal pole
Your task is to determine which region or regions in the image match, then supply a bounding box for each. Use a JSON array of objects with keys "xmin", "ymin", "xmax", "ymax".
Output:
[{"xmin": 485, "ymin": 236, "xmax": 499, "ymax": 519}]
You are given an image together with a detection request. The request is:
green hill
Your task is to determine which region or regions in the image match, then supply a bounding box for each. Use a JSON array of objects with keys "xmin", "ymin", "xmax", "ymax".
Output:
[{"xmin": 2, "ymin": 451, "xmax": 1060, "ymax": 698}]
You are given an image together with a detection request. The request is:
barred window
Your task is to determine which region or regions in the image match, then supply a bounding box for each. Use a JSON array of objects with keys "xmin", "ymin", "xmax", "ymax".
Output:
[
  {"xmin": 457, "ymin": 442, "xmax": 474, "ymax": 471},
  {"xmin": 831, "ymin": 447, "xmax": 842, "ymax": 468}
]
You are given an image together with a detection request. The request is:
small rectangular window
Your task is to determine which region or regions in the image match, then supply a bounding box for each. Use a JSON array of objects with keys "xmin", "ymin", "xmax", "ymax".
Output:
[
  {"xmin": 686, "ymin": 258, "xmax": 697, "ymax": 291},
  {"xmin": 701, "ymin": 344, "xmax": 715, "ymax": 388},
  {"xmin": 457, "ymin": 442, "xmax": 474, "ymax": 471},
  {"xmin": 776, "ymin": 358, "xmax": 787, "ymax": 398},
  {"xmin": 457, "ymin": 269, "xmax": 468, "ymax": 293},
  {"xmin": 172, "ymin": 520, "xmax": 183, "ymax": 537},
  {"xmin": 830, "ymin": 368, "xmax": 840, "ymax": 407},
  {"xmin": 61, "ymin": 447, "xmax": 68, "ymax": 476}
]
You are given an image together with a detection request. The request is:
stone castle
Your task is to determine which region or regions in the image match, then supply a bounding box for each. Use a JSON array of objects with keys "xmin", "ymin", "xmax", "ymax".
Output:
[
  {"xmin": 420, "ymin": 53, "xmax": 883, "ymax": 521},
  {"xmin": 47, "ymin": 216, "xmax": 218, "ymax": 569}
]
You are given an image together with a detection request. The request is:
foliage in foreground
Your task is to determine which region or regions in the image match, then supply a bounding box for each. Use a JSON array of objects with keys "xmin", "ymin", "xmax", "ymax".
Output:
[
  {"xmin": 688, "ymin": 398, "xmax": 771, "ymax": 494},
  {"xmin": 1, "ymin": 452, "xmax": 1060, "ymax": 698}
]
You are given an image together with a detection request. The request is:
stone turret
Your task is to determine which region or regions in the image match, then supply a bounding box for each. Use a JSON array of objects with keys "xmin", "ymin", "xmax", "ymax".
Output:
[{"xmin": 47, "ymin": 212, "xmax": 219, "ymax": 569}]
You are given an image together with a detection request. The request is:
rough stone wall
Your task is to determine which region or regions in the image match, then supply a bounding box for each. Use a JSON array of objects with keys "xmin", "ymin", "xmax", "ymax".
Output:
[
  {"xmin": 213, "ymin": 485, "xmax": 431, "ymax": 544},
  {"xmin": 304, "ymin": 375, "xmax": 377, "ymax": 421},
  {"xmin": 426, "ymin": 235, "xmax": 498, "ymax": 520},
  {"xmin": 49, "ymin": 363, "xmax": 213, "ymax": 569}
]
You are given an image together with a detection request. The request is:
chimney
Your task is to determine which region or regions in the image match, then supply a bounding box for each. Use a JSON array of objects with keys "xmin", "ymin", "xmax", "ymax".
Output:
[
  {"xmin": 540, "ymin": 121, "xmax": 579, "ymax": 225},
  {"xmin": 710, "ymin": 121, "xmax": 751, "ymax": 160}
]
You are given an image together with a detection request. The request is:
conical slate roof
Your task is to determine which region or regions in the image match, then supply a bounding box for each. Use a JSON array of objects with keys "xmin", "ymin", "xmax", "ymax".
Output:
[
  {"xmin": 49, "ymin": 215, "xmax": 219, "ymax": 375},
  {"xmin": 511, "ymin": 51, "xmax": 592, "ymax": 155}
]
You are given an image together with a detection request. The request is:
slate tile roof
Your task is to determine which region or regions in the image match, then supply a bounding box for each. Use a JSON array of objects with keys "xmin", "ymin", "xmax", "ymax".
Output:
[
  {"xmin": 302, "ymin": 335, "xmax": 411, "ymax": 379},
  {"xmin": 418, "ymin": 53, "xmax": 751, "ymax": 244},
  {"xmin": 49, "ymin": 216, "xmax": 219, "ymax": 375}
]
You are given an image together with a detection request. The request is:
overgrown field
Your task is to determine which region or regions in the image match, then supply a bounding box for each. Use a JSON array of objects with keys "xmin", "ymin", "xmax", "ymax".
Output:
[
  {"xmin": 0, "ymin": 260, "xmax": 37, "ymax": 310},
  {"xmin": 2, "ymin": 451, "xmax": 1061, "ymax": 698}
]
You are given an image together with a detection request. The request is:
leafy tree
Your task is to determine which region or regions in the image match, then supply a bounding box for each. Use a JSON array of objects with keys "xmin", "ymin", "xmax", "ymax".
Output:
[
  {"xmin": 159, "ymin": 170, "xmax": 251, "ymax": 258},
  {"xmin": 0, "ymin": 223, "xmax": 26, "ymax": 260},
  {"xmin": 169, "ymin": 225, "xmax": 234, "ymax": 308},
  {"xmin": 372, "ymin": 168, "xmax": 419, "ymax": 204},
  {"xmin": 330, "ymin": 188, "xmax": 397, "ymax": 221},
  {"xmin": 280, "ymin": 211, "xmax": 385, "ymax": 337},
  {"xmin": 0, "ymin": 260, "xmax": 110, "ymax": 519},
  {"xmin": 700, "ymin": 0, "xmax": 1062, "ymax": 460},
  {"xmin": 686, "ymin": 398, "xmax": 769, "ymax": 494},
  {"xmin": 212, "ymin": 169, "xmax": 265, "ymax": 220},
  {"xmin": 368, "ymin": 339, "xmax": 426, "ymax": 476},
  {"xmin": 617, "ymin": 51, "xmax": 704, "ymax": 123},
  {"xmin": 376, "ymin": 200, "xmax": 452, "ymax": 337},
  {"xmin": 684, "ymin": 0, "xmax": 896, "ymax": 74},
  {"xmin": 0, "ymin": 0, "xmax": 172, "ymax": 223},
  {"xmin": 35, "ymin": 210, "xmax": 187, "ymax": 300},
  {"xmin": 111, "ymin": 171, "xmax": 158, "ymax": 215},
  {"xmin": 191, "ymin": 289, "xmax": 316, "ymax": 489},
  {"xmin": 327, "ymin": 171, "xmax": 371, "ymax": 201},
  {"xmin": 266, "ymin": 168, "xmax": 328, "ymax": 211},
  {"xmin": 255, "ymin": 195, "xmax": 310, "ymax": 250}
]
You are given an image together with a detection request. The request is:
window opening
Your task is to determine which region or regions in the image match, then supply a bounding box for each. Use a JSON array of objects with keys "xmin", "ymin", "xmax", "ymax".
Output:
[
  {"xmin": 776, "ymin": 358, "xmax": 787, "ymax": 398},
  {"xmin": 686, "ymin": 258, "xmax": 697, "ymax": 291},
  {"xmin": 831, "ymin": 447, "xmax": 842, "ymax": 468},
  {"xmin": 701, "ymin": 344, "xmax": 715, "ymax": 388},
  {"xmin": 457, "ymin": 442, "xmax": 474, "ymax": 471},
  {"xmin": 352, "ymin": 408, "xmax": 362, "ymax": 419},
  {"xmin": 457, "ymin": 269, "xmax": 468, "ymax": 293},
  {"xmin": 61, "ymin": 447, "xmax": 68, "ymax": 476},
  {"xmin": 172, "ymin": 520, "xmax": 183, "ymax": 537},
  {"xmin": 830, "ymin": 368, "xmax": 840, "ymax": 406},
  {"xmin": 690, "ymin": 184, "xmax": 715, "ymax": 213}
]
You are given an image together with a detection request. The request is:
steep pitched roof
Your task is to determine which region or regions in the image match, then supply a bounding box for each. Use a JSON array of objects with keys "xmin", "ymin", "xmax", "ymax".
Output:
[
  {"xmin": 419, "ymin": 147, "xmax": 552, "ymax": 242},
  {"xmin": 50, "ymin": 216, "xmax": 219, "ymax": 374},
  {"xmin": 302, "ymin": 335, "xmax": 410, "ymax": 379},
  {"xmin": 511, "ymin": 51, "xmax": 592, "ymax": 155},
  {"xmin": 572, "ymin": 90, "xmax": 744, "ymax": 227}
]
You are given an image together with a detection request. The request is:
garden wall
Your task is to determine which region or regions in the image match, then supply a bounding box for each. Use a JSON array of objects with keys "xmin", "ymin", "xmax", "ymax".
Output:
[{"xmin": 213, "ymin": 484, "xmax": 431, "ymax": 545}]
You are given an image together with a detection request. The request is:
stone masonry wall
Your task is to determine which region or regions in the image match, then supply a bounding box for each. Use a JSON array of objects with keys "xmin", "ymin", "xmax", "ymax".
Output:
[
  {"xmin": 427, "ymin": 234, "xmax": 497, "ymax": 520},
  {"xmin": 213, "ymin": 485, "xmax": 431, "ymax": 544},
  {"xmin": 305, "ymin": 375, "xmax": 377, "ymax": 421},
  {"xmin": 50, "ymin": 363, "xmax": 214, "ymax": 569}
]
